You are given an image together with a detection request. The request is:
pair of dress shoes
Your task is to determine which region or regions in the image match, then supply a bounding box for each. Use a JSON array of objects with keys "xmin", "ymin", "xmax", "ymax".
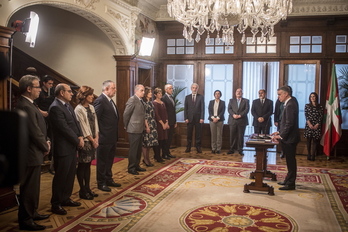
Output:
[
  {"xmin": 196, "ymin": 147, "xmax": 202, "ymax": 153},
  {"xmin": 33, "ymin": 213, "xmax": 50, "ymax": 221},
  {"xmin": 128, "ymin": 167, "xmax": 146, "ymax": 175},
  {"xmin": 278, "ymin": 181, "xmax": 295, "ymax": 190},
  {"xmin": 19, "ymin": 220, "xmax": 46, "ymax": 231},
  {"xmin": 51, "ymin": 205, "xmax": 67, "ymax": 215},
  {"xmin": 79, "ymin": 192, "xmax": 94, "ymax": 200}
]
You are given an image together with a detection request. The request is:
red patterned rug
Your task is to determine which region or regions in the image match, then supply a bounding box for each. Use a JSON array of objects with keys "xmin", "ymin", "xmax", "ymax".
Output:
[{"xmin": 53, "ymin": 158, "xmax": 348, "ymax": 232}]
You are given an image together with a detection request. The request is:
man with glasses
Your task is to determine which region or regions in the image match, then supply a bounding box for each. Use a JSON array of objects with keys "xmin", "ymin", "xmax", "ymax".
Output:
[
  {"xmin": 49, "ymin": 83, "xmax": 84, "ymax": 215},
  {"xmin": 16, "ymin": 75, "xmax": 50, "ymax": 231}
]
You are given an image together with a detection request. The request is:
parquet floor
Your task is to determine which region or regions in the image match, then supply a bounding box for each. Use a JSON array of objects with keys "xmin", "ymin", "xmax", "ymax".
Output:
[{"xmin": 0, "ymin": 146, "xmax": 347, "ymax": 231}]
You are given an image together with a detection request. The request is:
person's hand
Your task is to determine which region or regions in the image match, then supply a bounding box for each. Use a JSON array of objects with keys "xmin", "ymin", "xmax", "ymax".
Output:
[
  {"xmin": 212, "ymin": 118, "xmax": 219, "ymax": 123},
  {"xmin": 44, "ymin": 141, "xmax": 51, "ymax": 155},
  {"xmin": 258, "ymin": 117, "xmax": 264, "ymax": 123},
  {"xmin": 92, "ymin": 139, "xmax": 99, "ymax": 149},
  {"xmin": 185, "ymin": 119, "xmax": 189, "ymax": 123},
  {"xmin": 146, "ymin": 127, "xmax": 150, "ymax": 133},
  {"xmin": 174, "ymin": 123, "xmax": 177, "ymax": 128},
  {"xmin": 41, "ymin": 111, "xmax": 49, "ymax": 117},
  {"xmin": 199, "ymin": 119, "xmax": 204, "ymax": 123},
  {"xmin": 78, "ymin": 137, "xmax": 84, "ymax": 149}
]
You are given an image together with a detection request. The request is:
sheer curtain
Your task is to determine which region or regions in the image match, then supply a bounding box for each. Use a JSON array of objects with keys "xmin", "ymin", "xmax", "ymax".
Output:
[{"xmin": 242, "ymin": 62, "xmax": 280, "ymax": 135}]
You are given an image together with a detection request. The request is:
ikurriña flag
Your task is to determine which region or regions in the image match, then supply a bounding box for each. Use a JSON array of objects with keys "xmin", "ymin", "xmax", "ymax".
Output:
[{"xmin": 320, "ymin": 61, "xmax": 342, "ymax": 156}]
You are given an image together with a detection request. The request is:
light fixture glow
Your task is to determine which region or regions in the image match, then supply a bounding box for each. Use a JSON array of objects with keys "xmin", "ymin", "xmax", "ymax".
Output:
[
  {"xmin": 167, "ymin": 0, "xmax": 293, "ymax": 45},
  {"xmin": 11, "ymin": 11, "xmax": 39, "ymax": 48},
  {"xmin": 138, "ymin": 37, "xmax": 155, "ymax": 56}
]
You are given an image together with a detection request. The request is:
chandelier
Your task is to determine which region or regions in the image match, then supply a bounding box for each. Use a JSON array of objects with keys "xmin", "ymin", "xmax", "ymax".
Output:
[{"xmin": 167, "ymin": 0, "xmax": 293, "ymax": 45}]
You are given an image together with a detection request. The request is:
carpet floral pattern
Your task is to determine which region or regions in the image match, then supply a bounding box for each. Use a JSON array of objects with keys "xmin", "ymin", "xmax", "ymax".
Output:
[{"xmin": 53, "ymin": 158, "xmax": 348, "ymax": 232}]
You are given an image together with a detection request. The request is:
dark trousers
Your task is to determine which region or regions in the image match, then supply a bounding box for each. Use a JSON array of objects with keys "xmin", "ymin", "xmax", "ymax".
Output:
[
  {"xmin": 165, "ymin": 125, "xmax": 175, "ymax": 154},
  {"xmin": 282, "ymin": 141, "xmax": 298, "ymax": 186},
  {"xmin": 128, "ymin": 133, "xmax": 143, "ymax": 171},
  {"xmin": 51, "ymin": 154, "xmax": 77, "ymax": 206},
  {"xmin": 229, "ymin": 123, "xmax": 246, "ymax": 153},
  {"xmin": 153, "ymin": 139, "xmax": 168, "ymax": 159},
  {"xmin": 18, "ymin": 165, "xmax": 41, "ymax": 223},
  {"xmin": 187, "ymin": 120, "xmax": 202, "ymax": 148},
  {"xmin": 96, "ymin": 143, "xmax": 116, "ymax": 186},
  {"xmin": 254, "ymin": 126, "xmax": 270, "ymax": 135}
]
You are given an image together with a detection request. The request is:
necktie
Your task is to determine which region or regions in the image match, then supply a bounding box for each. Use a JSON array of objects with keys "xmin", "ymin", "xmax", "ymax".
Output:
[
  {"xmin": 237, "ymin": 99, "xmax": 240, "ymax": 108},
  {"xmin": 192, "ymin": 94, "xmax": 196, "ymax": 104},
  {"xmin": 169, "ymin": 95, "xmax": 175, "ymax": 106},
  {"xmin": 261, "ymin": 99, "xmax": 264, "ymax": 105},
  {"xmin": 110, "ymin": 99, "xmax": 118, "ymax": 117},
  {"xmin": 65, "ymin": 103, "xmax": 73, "ymax": 115}
]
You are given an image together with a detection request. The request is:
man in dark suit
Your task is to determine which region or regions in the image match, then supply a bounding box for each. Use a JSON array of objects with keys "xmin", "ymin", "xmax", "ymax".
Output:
[
  {"xmin": 49, "ymin": 83, "xmax": 84, "ymax": 215},
  {"xmin": 227, "ymin": 88, "xmax": 249, "ymax": 156},
  {"xmin": 94, "ymin": 80, "xmax": 121, "ymax": 192},
  {"xmin": 16, "ymin": 75, "xmax": 50, "ymax": 231},
  {"xmin": 162, "ymin": 84, "xmax": 177, "ymax": 159},
  {"xmin": 208, "ymin": 90, "xmax": 225, "ymax": 154},
  {"xmin": 272, "ymin": 86, "xmax": 300, "ymax": 190},
  {"xmin": 251, "ymin": 89, "xmax": 273, "ymax": 134},
  {"xmin": 184, "ymin": 83, "xmax": 204, "ymax": 153},
  {"xmin": 123, "ymin": 84, "xmax": 147, "ymax": 175}
]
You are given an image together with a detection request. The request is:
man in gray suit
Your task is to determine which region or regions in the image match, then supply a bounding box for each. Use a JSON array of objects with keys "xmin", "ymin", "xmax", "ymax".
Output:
[
  {"xmin": 16, "ymin": 75, "xmax": 50, "ymax": 231},
  {"xmin": 123, "ymin": 84, "xmax": 147, "ymax": 175},
  {"xmin": 251, "ymin": 89, "xmax": 273, "ymax": 134},
  {"xmin": 184, "ymin": 83, "xmax": 205, "ymax": 153},
  {"xmin": 227, "ymin": 88, "xmax": 250, "ymax": 156}
]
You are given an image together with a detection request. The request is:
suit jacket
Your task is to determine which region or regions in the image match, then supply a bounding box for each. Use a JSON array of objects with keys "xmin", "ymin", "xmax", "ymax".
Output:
[
  {"xmin": 184, "ymin": 93, "xmax": 204, "ymax": 122},
  {"xmin": 279, "ymin": 97, "xmax": 300, "ymax": 144},
  {"xmin": 94, "ymin": 94, "xmax": 119, "ymax": 144},
  {"xmin": 274, "ymin": 99, "xmax": 283, "ymax": 124},
  {"xmin": 227, "ymin": 98, "xmax": 250, "ymax": 126},
  {"xmin": 208, "ymin": 100, "xmax": 225, "ymax": 121},
  {"xmin": 162, "ymin": 93, "xmax": 177, "ymax": 126},
  {"xmin": 123, "ymin": 95, "xmax": 145, "ymax": 133},
  {"xmin": 251, "ymin": 98, "xmax": 273, "ymax": 127},
  {"xmin": 48, "ymin": 98, "xmax": 82, "ymax": 157},
  {"xmin": 16, "ymin": 96, "xmax": 49, "ymax": 166}
]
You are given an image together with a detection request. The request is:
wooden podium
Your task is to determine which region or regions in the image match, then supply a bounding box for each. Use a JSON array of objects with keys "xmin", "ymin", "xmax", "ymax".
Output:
[{"xmin": 243, "ymin": 135, "xmax": 278, "ymax": 196}]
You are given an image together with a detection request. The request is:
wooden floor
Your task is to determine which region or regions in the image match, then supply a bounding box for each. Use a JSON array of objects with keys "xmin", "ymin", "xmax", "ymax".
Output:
[{"xmin": 0, "ymin": 146, "xmax": 347, "ymax": 231}]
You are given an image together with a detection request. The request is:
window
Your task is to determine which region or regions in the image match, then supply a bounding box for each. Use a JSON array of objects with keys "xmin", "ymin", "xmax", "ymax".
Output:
[
  {"xmin": 336, "ymin": 63, "xmax": 348, "ymax": 129},
  {"xmin": 285, "ymin": 64, "xmax": 317, "ymax": 128},
  {"xmin": 242, "ymin": 62, "xmax": 280, "ymax": 135},
  {"xmin": 167, "ymin": 39, "xmax": 194, "ymax": 55},
  {"xmin": 336, "ymin": 35, "xmax": 347, "ymax": 53},
  {"xmin": 204, "ymin": 64, "xmax": 234, "ymax": 123},
  {"xmin": 205, "ymin": 38, "xmax": 234, "ymax": 54},
  {"xmin": 166, "ymin": 65, "xmax": 194, "ymax": 122},
  {"xmin": 289, "ymin": 36, "xmax": 322, "ymax": 53},
  {"xmin": 246, "ymin": 37, "xmax": 277, "ymax": 54}
]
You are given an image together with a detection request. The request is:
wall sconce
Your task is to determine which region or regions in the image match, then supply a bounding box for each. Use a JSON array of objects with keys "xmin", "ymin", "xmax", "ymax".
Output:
[{"xmin": 11, "ymin": 11, "xmax": 39, "ymax": 48}]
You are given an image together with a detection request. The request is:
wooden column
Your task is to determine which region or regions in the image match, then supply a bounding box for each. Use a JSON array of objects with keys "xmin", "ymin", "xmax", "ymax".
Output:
[{"xmin": 113, "ymin": 55, "xmax": 155, "ymax": 156}]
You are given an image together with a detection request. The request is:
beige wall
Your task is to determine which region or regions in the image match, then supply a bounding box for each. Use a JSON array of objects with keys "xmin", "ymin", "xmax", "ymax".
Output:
[{"xmin": 8, "ymin": 5, "xmax": 116, "ymax": 95}]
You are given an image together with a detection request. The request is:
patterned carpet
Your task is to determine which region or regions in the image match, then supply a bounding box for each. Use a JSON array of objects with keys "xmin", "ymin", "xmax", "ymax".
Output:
[{"xmin": 52, "ymin": 158, "xmax": 348, "ymax": 232}]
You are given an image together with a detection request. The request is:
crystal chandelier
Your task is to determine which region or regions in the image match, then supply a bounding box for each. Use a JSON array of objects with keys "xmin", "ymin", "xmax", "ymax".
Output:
[{"xmin": 167, "ymin": 0, "xmax": 293, "ymax": 45}]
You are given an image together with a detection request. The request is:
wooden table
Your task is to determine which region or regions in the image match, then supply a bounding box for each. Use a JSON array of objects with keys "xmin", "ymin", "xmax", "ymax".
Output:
[{"xmin": 243, "ymin": 137, "xmax": 278, "ymax": 196}]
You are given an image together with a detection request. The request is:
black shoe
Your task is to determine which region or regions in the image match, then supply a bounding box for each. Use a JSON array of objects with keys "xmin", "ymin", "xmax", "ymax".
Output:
[
  {"xmin": 227, "ymin": 150, "xmax": 233, "ymax": 154},
  {"xmin": 277, "ymin": 181, "xmax": 287, "ymax": 185},
  {"xmin": 279, "ymin": 185, "xmax": 295, "ymax": 190},
  {"xmin": 33, "ymin": 213, "xmax": 50, "ymax": 221},
  {"xmin": 98, "ymin": 185, "xmax": 111, "ymax": 192},
  {"xmin": 168, "ymin": 154, "xmax": 176, "ymax": 158},
  {"xmin": 128, "ymin": 170, "xmax": 139, "ymax": 175},
  {"xmin": 156, "ymin": 159, "xmax": 165, "ymax": 163},
  {"xmin": 196, "ymin": 147, "xmax": 202, "ymax": 153},
  {"xmin": 162, "ymin": 155, "xmax": 170, "ymax": 160},
  {"xmin": 185, "ymin": 147, "xmax": 191, "ymax": 153},
  {"xmin": 212, "ymin": 150, "xmax": 216, "ymax": 154},
  {"xmin": 19, "ymin": 220, "xmax": 46, "ymax": 231},
  {"xmin": 143, "ymin": 160, "xmax": 154, "ymax": 167},
  {"xmin": 307, "ymin": 155, "xmax": 311, "ymax": 161},
  {"xmin": 79, "ymin": 192, "xmax": 94, "ymax": 200},
  {"xmin": 62, "ymin": 199, "xmax": 81, "ymax": 207},
  {"xmin": 51, "ymin": 205, "xmax": 67, "ymax": 215},
  {"xmin": 136, "ymin": 167, "xmax": 146, "ymax": 172},
  {"xmin": 106, "ymin": 181, "xmax": 121, "ymax": 187},
  {"xmin": 88, "ymin": 190, "xmax": 99, "ymax": 197},
  {"xmin": 216, "ymin": 150, "xmax": 221, "ymax": 154}
]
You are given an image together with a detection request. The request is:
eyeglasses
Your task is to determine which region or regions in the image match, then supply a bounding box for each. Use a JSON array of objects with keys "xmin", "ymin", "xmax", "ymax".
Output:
[
  {"xmin": 64, "ymin": 90, "xmax": 73, "ymax": 93},
  {"xmin": 32, "ymin": 86, "xmax": 41, "ymax": 89}
]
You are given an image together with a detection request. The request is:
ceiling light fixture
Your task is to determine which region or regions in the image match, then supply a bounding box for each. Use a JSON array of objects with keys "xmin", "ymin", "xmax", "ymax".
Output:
[
  {"xmin": 167, "ymin": 0, "xmax": 293, "ymax": 45},
  {"xmin": 11, "ymin": 11, "xmax": 39, "ymax": 48}
]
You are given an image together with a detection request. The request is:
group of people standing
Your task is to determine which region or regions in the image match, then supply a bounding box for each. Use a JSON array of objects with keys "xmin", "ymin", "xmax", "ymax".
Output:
[{"xmin": 16, "ymin": 73, "xmax": 323, "ymax": 230}]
